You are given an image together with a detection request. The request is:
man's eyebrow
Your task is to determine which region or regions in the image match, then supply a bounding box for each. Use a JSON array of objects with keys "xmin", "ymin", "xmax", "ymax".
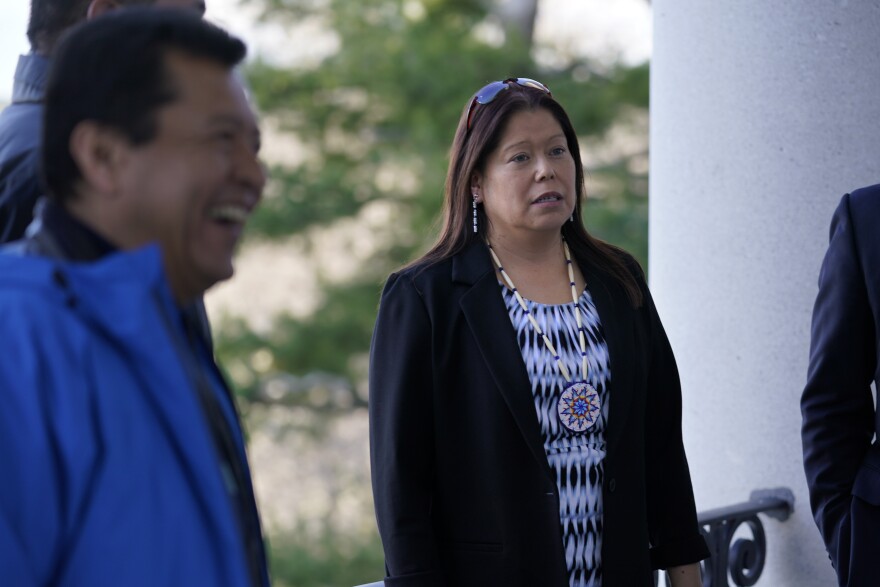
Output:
[
  {"xmin": 206, "ymin": 114, "xmax": 244, "ymax": 127},
  {"xmin": 206, "ymin": 115, "xmax": 262, "ymax": 150}
]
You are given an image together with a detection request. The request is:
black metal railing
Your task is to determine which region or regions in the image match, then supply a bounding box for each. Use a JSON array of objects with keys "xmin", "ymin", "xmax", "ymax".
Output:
[
  {"xmin": 358, "ymin": 487, "xmax": 795, "ymax": 587},
  {"xmin": 694, "ymin": 487, "xmax": 795, "ymax": 587}
]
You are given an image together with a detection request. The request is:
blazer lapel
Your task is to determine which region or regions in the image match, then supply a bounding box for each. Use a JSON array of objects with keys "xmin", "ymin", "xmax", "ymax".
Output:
[
  {"xmin": 454, "ymin": 242, "xmax": 553, "ymax": 480},
  {"xmin": 579, "ymin": 259, "xmax": 635, "ymax": 459}
]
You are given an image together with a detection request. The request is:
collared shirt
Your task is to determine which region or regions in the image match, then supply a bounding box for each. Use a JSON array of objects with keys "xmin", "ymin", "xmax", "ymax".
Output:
[
  {"xmin": 0, "ymin": 53, "xmax": 51, "ymax": 243},
  {"xmin": 38, "ymin": 199, "xmax": 117, "ymax": 261}
]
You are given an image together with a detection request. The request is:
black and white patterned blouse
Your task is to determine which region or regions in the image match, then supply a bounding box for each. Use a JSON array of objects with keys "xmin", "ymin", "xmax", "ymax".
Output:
[{"xmin": 500, "ymin": 283, "xmax": 612, "ymax": 587}]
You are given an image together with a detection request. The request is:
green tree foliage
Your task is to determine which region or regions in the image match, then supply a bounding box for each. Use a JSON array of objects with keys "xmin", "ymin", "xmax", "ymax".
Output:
[
  {"xmin": 268, "ymin": 526, "xmax": 385, "ymax": 587},
  {"xmin": 218, "ymin": 0, "xmax": 649, "ymax": 410}
]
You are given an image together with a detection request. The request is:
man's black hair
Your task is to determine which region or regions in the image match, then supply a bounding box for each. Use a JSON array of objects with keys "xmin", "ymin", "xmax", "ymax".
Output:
[
  {"xmin": 41, "ymin": 8, "xmax": 246, "ymax": 202},
  {"xmin": 26, "ymin": 0, "xmax": 158, "ymax": 54},
  {"xmin": 27, "ymin": 0, "xmax": 92, "ymax": 53}
]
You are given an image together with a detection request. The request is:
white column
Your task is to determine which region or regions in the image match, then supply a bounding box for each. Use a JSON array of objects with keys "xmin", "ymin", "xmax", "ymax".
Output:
[{"xmin": 650, "ymin": 1, "xmax": 880, "ymax": 585}]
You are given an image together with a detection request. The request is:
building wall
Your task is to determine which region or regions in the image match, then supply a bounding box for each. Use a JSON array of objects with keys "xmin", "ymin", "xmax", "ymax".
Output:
[{"xmin": 650, "ymin": 1, "xmax": 880, "ymax": 584}]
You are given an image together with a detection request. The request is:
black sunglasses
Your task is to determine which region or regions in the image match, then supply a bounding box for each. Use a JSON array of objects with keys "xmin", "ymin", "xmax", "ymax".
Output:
[{"xmin": 466, "ymin": 77, "xmax": 552, "ymax": 130}]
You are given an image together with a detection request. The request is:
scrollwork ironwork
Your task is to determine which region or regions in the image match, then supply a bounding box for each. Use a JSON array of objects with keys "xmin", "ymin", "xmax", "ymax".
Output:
[{"xmin": 697, "ymin": 487, "xmax": 794, "ymax": 587}]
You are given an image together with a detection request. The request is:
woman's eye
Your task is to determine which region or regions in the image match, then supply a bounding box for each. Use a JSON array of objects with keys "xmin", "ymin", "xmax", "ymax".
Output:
[
  {"xmin": 550, "ymin": 147, "xmax": 566, "ymax": 156},
  {"xmin": 511, "ymin": 153, "xmax": 529, "ymax": 163}
]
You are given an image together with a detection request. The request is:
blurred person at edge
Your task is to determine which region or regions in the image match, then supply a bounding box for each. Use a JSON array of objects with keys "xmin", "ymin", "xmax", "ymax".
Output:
[
  {"xmin": 0, "ymin": 0, "xmax": 206, "ymax": 243},
  {"xmin": 368, "ymin": 78, "xmax": 709, "ymax": 587},
  {"xmin": 802, "ymin": 183, "xmax": 880, "ymax": 587},
  {"xmin": 0, "ymin": 9, "xmax": 268, "ymax": 587}
]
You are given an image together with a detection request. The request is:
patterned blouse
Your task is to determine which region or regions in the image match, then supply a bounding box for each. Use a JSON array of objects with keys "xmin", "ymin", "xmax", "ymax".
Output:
[{"xmin": 500, "ymin": 284, "xmax": 612, "ymax": 587}]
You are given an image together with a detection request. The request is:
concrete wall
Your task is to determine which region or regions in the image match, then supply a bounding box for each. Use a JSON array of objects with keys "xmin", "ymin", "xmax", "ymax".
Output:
[{"xmin": 650, "ymin": 1, "xmax": 880, "ymax": 585}]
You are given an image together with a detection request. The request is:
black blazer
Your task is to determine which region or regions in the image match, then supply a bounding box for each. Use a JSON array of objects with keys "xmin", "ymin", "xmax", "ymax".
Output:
[
  {"xmin": 369, "ymin": 240, "xmax": 708, "ymax": 587},
  {"xmin": 802, "ymin": 185, "xmax": 880, "ymax": 587}
]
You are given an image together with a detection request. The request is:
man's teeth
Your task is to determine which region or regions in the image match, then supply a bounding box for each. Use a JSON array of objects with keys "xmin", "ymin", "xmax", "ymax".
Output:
[{"xmin": 210, "ymin": 205, "xmax": 249, "ymax": 223}]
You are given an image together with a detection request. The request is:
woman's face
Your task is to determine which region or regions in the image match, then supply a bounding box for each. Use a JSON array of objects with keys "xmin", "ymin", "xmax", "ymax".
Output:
[{"xmin": 471, "ymin": 107, "xmax": 577, "ymax": 243}]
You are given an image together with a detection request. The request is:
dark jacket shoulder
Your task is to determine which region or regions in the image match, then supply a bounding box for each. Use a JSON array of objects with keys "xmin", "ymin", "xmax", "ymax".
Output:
[
  {"xmin": 388, "ymin": 242, "xmax": 495, "ymax": 293},
  {"xmin": 848, "ymin": 182, "xmax": 880, "ymax": 205}
]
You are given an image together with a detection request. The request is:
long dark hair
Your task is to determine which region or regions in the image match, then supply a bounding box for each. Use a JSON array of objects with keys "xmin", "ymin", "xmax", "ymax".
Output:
[{"xmin": 414, "ymin": 80, "xmax": 643, "ymax": 307}]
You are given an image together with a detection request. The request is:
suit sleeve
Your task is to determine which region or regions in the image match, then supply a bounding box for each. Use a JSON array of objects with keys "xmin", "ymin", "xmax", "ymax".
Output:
[
  {"xmin": 642, "ymin": 284, "xmax": 710, "ymax": 569},
  {"xmin": 369, "ymin": 273, "xmax": 444, "ymax": 587},
  {"xmin": 801, "ymin": 192, "xmax": 876, "ymax": 569}
]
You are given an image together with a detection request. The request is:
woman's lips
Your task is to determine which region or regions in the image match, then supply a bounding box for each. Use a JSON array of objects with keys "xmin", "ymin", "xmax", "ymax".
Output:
[{"xmin": 532, "ymin": 191, "xmax": 563, "ymax": 204}]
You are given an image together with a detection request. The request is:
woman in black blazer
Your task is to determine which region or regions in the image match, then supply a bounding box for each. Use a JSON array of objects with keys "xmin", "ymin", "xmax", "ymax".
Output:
[{"xmin": 369, "ymin": 78, "xmax": 708, "ymax": 587}]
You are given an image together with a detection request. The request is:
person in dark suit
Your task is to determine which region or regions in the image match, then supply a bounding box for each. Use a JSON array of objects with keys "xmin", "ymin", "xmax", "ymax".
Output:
[
  {"xmin": 802, "ymin": 184, "xmax": 880, "ymax": 587},
  {"xmin": 368, "ymin": 78, "xmax": 708, "ymax": 587}
]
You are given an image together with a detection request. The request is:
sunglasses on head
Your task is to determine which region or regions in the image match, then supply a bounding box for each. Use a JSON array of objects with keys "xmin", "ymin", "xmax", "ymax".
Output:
[{"xmin": 466, "ymin": 77, "xmax": 552, "ymax": 130}]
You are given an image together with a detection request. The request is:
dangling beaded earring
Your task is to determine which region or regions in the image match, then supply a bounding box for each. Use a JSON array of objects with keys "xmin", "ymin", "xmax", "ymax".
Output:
[{"xmin": 472, "ymin": 195, "xmax": 479, "ymax": 233}]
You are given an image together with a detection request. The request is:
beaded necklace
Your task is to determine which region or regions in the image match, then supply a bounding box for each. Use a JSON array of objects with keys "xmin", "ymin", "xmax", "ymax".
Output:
[{"xmin": 488, "ymin": 238, "xmax": 601, "ymax": 433}]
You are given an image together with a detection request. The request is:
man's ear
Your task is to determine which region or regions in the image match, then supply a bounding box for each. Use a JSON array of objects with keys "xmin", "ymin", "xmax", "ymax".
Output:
[
  {"xmin": 68, "ymin": 121, "xmax": 128, "ymax": 197},
  {"xmin": 87, "ymin": 0, "xmax": 121, "ymax": 19}
]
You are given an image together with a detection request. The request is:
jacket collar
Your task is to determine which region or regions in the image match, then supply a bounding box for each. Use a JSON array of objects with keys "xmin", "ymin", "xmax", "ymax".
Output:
[
  {"xmin": 11, "ymin": 53, "xmax": 50, "ymax": 104},
  {"xmin": 451, "ymin": 238, "xmax": 495, "ymax": 285},
  {"xmin": 0, "ymin": 242, "xmax": 164, "ymax": 308},
  {"xmin": 28, "ymin": 199, "xmax": 117, "ymax": 261}
]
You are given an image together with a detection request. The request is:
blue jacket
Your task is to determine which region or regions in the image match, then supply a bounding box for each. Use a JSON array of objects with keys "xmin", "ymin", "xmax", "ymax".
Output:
[
  {"xmin": 0, "ymin": 246, "xmax": 267, "ymax": 586},
  {"xmin": 0, "ymin": 53, "xmax": 48, "ymax": 243}
]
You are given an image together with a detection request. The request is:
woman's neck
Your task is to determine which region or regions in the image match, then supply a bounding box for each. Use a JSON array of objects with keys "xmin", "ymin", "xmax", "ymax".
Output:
[
  {"xmin": 486, "ymin": 228, "xmax": 563, "ymax": 266},
  {"xmin": 487, "ymin": 229, "xmax": 584, "ymax": 305}
]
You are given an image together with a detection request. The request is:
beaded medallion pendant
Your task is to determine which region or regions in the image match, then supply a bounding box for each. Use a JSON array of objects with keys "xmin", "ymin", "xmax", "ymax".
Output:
[{"xmin": 557, "ymin": 381, "xmax": 601, "ymax": 433}]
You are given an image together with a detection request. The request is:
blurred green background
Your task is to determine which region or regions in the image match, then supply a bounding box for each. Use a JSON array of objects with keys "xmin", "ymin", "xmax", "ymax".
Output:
[{"xmin": 207, "ymin": 0, "xmax": 650, "ymax": 584}]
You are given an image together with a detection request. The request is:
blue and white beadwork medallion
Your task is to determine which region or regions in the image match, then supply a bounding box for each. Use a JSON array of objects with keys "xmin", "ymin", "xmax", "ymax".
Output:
[{"xmin": 557, "ymin": 381, "xmax": 601, "ymax": 433}]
